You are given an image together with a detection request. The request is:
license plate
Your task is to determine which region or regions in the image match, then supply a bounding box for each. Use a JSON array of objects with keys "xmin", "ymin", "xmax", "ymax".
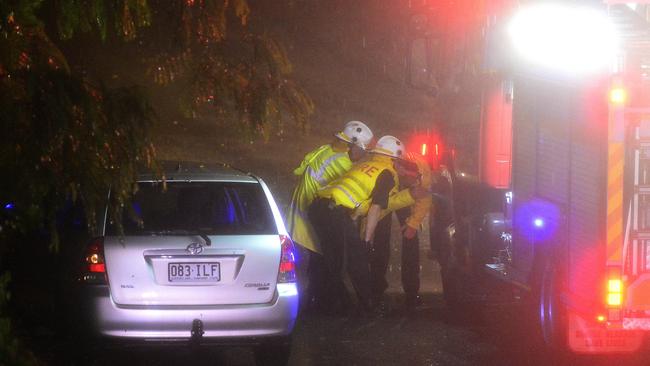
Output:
[{"xmin": 168, "ymin": 262, "xmax": 221, "ymax": 282}]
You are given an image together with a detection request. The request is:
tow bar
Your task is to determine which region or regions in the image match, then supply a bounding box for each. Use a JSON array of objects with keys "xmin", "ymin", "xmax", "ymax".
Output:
[{"xmin": 191, "ymin": 319, "xmax": 204, "ymax": 344}]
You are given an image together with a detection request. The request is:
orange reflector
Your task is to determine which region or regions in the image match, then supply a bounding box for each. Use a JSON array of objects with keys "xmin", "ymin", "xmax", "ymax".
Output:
[
  {"xmin": 89, "ymin": 253, "xmax": 100, "ymax": 264},
  {"xmin": 608, "ymin": 293, "xmax": 622, "ymax": 306},
  {"xmin": 609, "ymin": 88, "xmax": 627, "ymax": 105},
  {"xmin": 607, "ymin": 278, "xmax": 623, "ymax": 307},
  {"xmin": 421, "ymin": 143, "xmax": 427, "ymax": 156},
  {"xmin": 435, "ymin": 143, "xmax": 439, "ymax": 156},
  {"xmin": 608, "ymin": 279, "xmax": 622, "ymax": 293}
]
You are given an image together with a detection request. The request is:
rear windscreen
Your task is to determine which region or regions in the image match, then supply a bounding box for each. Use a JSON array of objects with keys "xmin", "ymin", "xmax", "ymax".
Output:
[{"xmin": 107, "ymin": 182, "xmax": 277, "ymax": 235}]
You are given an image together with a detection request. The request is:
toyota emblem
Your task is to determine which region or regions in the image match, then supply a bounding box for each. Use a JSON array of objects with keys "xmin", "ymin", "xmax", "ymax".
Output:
[{"xmin": 186, "ymin": 242, "xmax": 204, "ymax": 255}]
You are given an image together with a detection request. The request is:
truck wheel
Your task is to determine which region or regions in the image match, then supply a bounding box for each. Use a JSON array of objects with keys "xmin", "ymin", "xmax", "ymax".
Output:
[{"xmin": 537, "ymin": 259, "xmax": 566, "ymax": 351}]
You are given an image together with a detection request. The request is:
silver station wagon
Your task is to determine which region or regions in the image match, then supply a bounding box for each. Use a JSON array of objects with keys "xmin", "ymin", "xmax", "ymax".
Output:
[{"xmin": 79, "ymin": 162, "xmax": 299, "ymax": 365}]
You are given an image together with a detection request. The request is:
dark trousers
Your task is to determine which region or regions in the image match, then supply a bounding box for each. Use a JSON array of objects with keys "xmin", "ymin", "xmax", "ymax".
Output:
[
  {"xmin": 295, "ymin": 245, "xmax": 327, "ymax": 308},
  {"xmin": 308, "ymin": 198, "xmax": 372, "ymax": 309},
  {"xmin": 370, "ymin": 207, "xmax": 420, "ymax": 301}
]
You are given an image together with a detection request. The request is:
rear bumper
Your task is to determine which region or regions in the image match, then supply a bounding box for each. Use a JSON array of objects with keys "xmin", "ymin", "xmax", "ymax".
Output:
[{"xmin": 82, "ymin": 283, "xmax": 298, "ymax": 340}]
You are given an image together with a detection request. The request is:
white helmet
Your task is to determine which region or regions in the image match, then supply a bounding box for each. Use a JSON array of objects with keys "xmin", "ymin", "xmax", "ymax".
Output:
[
  {"xmin": 371, "ymin": 135, "xmax": 405, "ymax": 159},
  {"xmin": 335, "ymin": 120, "xmax": 373, "ymax": 150}
]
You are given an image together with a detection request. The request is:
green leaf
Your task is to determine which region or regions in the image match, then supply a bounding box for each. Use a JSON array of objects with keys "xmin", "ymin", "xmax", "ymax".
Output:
[
  {"xmin": 57, "ymin": 0, "xmax": 80, "ymax": 40},
  {"xmin": 92, "ymin": 0, "xmax": 108, "ymax": 41}
]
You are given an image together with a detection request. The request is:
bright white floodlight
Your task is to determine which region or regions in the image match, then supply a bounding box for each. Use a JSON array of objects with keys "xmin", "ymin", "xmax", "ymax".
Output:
[{"xmin": 508, "ymin": 4, "xmax": 618, "ymax": 73}]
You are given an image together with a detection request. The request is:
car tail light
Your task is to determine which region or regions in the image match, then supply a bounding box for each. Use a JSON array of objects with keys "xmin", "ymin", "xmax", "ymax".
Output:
[
  {"xmin": 81, "ymin": 237, "xmax": 107, "ymax": 284},
  {"xmin": 278, "ymin": 235, "xmax": 296, "ymax": 283}
]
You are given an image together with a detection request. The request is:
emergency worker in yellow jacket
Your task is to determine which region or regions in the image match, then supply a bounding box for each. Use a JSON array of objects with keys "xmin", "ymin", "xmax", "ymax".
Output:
[
  {"xmin": 287, "ymin": 120, "xmax": 373, "ymax": 310},
  {"xmin": 287, "ymin": 121, "xmax": 374, "ymax": 252},
  {"xmin": 309, "ymin": 135, "xmax": 404, "ymax": 314},
  {"xmin": 366, "ymin": 152, "xmax": 433, "ymax": 309}
]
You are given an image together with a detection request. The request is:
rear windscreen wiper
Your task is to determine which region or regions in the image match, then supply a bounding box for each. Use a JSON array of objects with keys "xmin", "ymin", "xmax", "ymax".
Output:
[{"xmin": 197, "ymin": 232, "xmax": 211, "ymax": 246}]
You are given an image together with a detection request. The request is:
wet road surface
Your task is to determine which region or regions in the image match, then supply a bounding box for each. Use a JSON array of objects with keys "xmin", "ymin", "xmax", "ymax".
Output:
[{"xmin": 75, "ymin": 291, "xmax": 648, "ymax": 366}]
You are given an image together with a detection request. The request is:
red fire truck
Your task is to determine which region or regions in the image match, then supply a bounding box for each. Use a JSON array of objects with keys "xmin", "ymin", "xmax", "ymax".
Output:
[{"xmin": 421, "ymin": 1, "xmax": 650, "ymax": 354}]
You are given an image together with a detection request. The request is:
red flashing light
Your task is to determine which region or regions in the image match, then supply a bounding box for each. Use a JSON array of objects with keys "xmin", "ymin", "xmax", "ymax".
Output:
[{"xmin": 408, "ymin": 132, "xmax": 444, "ymax": 169}]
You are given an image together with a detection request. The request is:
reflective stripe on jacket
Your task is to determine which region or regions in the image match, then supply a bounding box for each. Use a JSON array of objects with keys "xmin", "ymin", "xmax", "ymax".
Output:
[
  {"xmin": 318, "ymin": 154, "xmax": 399, "ymax": 211},
  {"xmin": 286, "ymin": 144, "xmax": 352, "ymax": 253},
  {"xmin": 358, "ymin": 153, "xmax": 434, "ymax": 230}
]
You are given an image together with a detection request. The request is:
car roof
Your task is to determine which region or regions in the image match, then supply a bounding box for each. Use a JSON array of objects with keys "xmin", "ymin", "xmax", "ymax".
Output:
[{"xmin": 137, "ymin": 161, "xmax": 258, "ymax": 183}]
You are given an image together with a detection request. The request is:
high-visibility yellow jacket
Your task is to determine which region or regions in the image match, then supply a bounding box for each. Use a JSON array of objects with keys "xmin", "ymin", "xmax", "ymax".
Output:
[
  {"xmin": 286, "ymin": 144, "xmax": 352, "ymax": 253},
  {"xmin": 318, "ymin": 154, "xmax": 399, "ymax": 210},
  {"xmin": 357, "ymin": 153, "xmax": 434, "ymax": 230},
  {"xmin": 402, "ymin": 155, "xmax": 434, "ymax": 229}
]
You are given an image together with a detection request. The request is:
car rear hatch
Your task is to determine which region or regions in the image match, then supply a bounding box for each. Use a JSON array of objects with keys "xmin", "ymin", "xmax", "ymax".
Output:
[
  {"xmin": 104, "ymin": 235, "xmax": 280, "ymax": 306},
  {"xmin": 103, "ymin": 180, "xmax": 282, "ymax": 306}
]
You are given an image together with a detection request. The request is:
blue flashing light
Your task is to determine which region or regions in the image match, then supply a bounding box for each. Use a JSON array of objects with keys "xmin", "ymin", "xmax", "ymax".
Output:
[
  {"xmin": 132, "ymin": 202, "xmax": 142, "ymax": 217},
  {"xmin": 514, "ymin": 199, "xmax": 560, "ymax": 243},
  {"xmin": 4, "ymin": 203, "xmax": 14, "ymax": 210}
]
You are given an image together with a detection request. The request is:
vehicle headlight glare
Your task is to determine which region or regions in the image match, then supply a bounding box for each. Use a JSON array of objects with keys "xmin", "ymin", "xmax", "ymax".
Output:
[{"xmin": 508, "ymin": 4, "xmax": 618, "ymax": 73}]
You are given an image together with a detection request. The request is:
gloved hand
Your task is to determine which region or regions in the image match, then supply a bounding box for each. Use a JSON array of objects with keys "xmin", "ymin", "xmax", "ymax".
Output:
[
  {"xmin": 409, "ymin": 185, "xmax": 429, "ymax": 200},
  {"xmin": 362, "ymin": 240, "xmax": 374, "ymax": 252},
  {"xmin": 402, "ymin": 225, "xmax": 417, "ymax": 240}
]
